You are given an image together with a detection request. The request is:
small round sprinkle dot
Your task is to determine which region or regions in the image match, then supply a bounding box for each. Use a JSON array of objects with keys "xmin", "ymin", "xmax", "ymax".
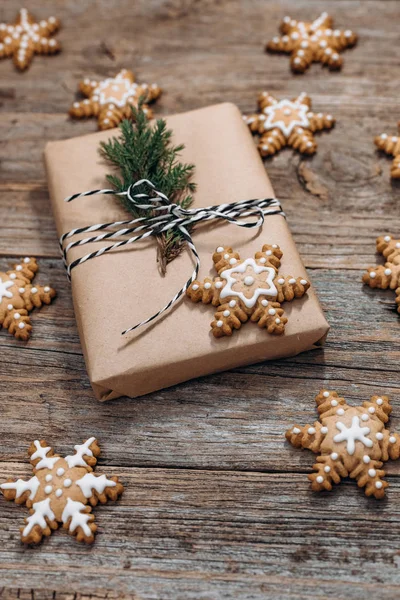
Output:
[
  {"xmin": 369, "ymin": 272, "xmax": 376, "ymax": 279},
  {"xmin": 229, "ymin": 258, "xmax": 237, "ymax": 265},
  {"xmin": 229, "ymin": 300, "xmax": 236, "ymax": 308},
  {"xmin": 192, "ymin": 284, "xmax": 199, "ymax": 291},
  {"xmin": 215, "ymin": 282, "xmax": 223, "ymax": 289},
  {"xmin": 324, "ymin": 466, "xmax": 331, "ymax": 473},
  {"xmin": 384, "ymin": 236, "xmax": 391, "ymax": 242},
  {"xmin": 14, "ymin": 313, "xmax": 20, "ymax": 320},
  {"xmin": 376, "ymin": 398, "xmax": 383, "ymax": 405},
  {"xmin": 368, "ymin": 407, "xmax": 375, "ymax": 414},
  {"xmin": 19, "ymin": 288, "xmax": 25, "ymax": 293},
  {"xmin": 216, "ymin": 246, "xmax": 224, "ymax": 252},
  {"xmin": 223, "ymin": 310, "xmax": 230, "ymax": 317},
  {"xmin": 385, "ymin": 269, "xmax": 392, "ymax": 276},
  {"xmin": 57, "ymin": 468, "xmax": 65, "ymax": 477},
  {"xmin": 266, "ymin": 250, "xmax": 272, "ymax": 256},
  {"xmin": 323, "ymin": 392, "xmax": 330, "ymax": 398},
  {"xmin": 316, "ymin": 476, "xmax": 324, "ymax": 484},
  {"xmin": 278, "ymin": 278, "xmax": 285, "ymax": 285},
  {"xmin": 292, "ymin": 427, "xmax": 301, "ymax": 434},
  {"xmin": 336, "ymin": 408, "xmax": 345, "ymax": 416},
  {"xmin": 308, "ymin": 427, "xmax": 315, "ymax": 435},
  {"xmin": 375, "ymin": 481, "xmax": 383, "ymax": 489},
  {"xmin": 289, "ymin": 278, "xmax": 296, "ymax": 284},
  {"xmin": 368, "ymin": 469, "xmax": 376, "ymax": 478},
  {"xmin": 7, "ymin": 304, "xmax": 13, "ymax": 310},
  {"xmin": 19, "ymin": 323, "xmax": 25, "ymax": 329},
  {"xmin": 55, "ymin": 489, "xmax": 63, "ymax": 498},
  {"xmin": 44, "ymin": 286, "xmax": 50, "ymax": 293},
  {"xmin": 331, "ymin": 400, "xmax": 338, "ymax": 407},
  {"xmin": 216, "ymin": 320, "xmax": 223, "ymax": 327},
  {"xmin": 224, "ymin": 254, "xmax": 229, "ymax": 259},
  {"xmin": 10, "ymin": 274, "xmax": 16, "ymax": 279},
  {"xmin": 45, "ymin": 474, "xmax": 52, "ymax": 482},
  {"xmin": 44, "ymin": 485, "xmax": 52, "ymax": 494},
  {"xmin": 321, "ymin": 427, "xmax": 328, "ymax": 434},
  {"xmin": 361, "ymin": 414, "xmax": 369, "ymax": 421},
  {"xmin": 204, "ymin": 282, "xmax": 211, "ymax": 289},
  {"xmin": 300, "ymin": 279, "xmax": 308, "ymax": 285},
  {"xmin": 259, "ymin": 258, "xmax": 267, "ymax": 264},
  {"xmin": 31, "ymin": 287, "xmax": 37, "ymax": 294},
  {"xmin": 331, "ymin": 453, "xmax": 338, "ymax": 460},
  {"xmin": 376, "ymin": 432, "xmax": 384, "ymax": 440},
  {"xmin": 261, "ymin": 300, "xmax": 268, "ymax": 307},
  {"xmin": 64, "ymin": 479, "xmax": 72, "ymax": 488},
  {"xmin": 268, "ymin": 308, "xmax": 276, "ymax": 315},
  {"xmin": 363, "ymin": 455, "xmax": 371, "ymax": 464},
  {"xmin": 390, "ymin": 436, "xmax": 396, "ymax": 444},
  {"xmin": 275, "ymin": 318, "xmax": 281, "ymax": 325}
]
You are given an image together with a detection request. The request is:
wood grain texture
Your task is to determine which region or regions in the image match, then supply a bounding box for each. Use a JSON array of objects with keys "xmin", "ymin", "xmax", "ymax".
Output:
[{"xmin": 0, "ymin": 0, "xmax": 400, "ymax": 598}]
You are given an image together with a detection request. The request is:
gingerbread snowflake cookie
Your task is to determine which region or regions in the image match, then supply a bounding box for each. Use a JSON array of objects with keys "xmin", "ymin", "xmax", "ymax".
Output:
[
  {"xmin": 286, "ymin": 390, "xmax": 400, "ymax": 498},
  {"xmin": 1, "ymin": 437, "xmax": 124, "ymax": 544},
  {"xmin": 374, "ymin": 123, "xmax": 400, "ymax": 179},
  {"xmin": 0, "ymin": 8, "xmax": 60, "ymax": 71},
  {"xmin": 0, "ymin": 257, "xmax": 56, "ymax": 340},
  {"xmin": 244, "ymin": 92, "xmax": 335, "ymax": 157},
  {"xmin": 187, "ymin": 244, "xmax": 310, "ymax": 338},
  {"xmin": 266, "ymin": 12, "xmax": 357, "ymax": 73},
  {"xmin": 69, "ymin": 69, "xmax": 162, "ymax": 130},
  {"xmin": 363, "ymin": 235, "xmax": 400, "ymax": 314}
]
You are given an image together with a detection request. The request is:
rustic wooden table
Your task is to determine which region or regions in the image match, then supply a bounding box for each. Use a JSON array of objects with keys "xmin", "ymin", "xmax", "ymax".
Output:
[{"xmin": 1, "ymin": 0, "xmax": 400, "ymax": 598}]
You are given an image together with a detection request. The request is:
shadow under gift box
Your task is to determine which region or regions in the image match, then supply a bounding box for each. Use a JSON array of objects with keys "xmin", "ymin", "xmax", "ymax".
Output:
[{"xmin": 44, "ymin": 103, "xmax": 329, "ymax": 401}]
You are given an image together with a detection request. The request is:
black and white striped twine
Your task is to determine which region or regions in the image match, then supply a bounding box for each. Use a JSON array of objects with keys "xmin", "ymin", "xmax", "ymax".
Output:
[{"xmin": 61, "ymin": 179, "xmax": 285, "ymax": 335}]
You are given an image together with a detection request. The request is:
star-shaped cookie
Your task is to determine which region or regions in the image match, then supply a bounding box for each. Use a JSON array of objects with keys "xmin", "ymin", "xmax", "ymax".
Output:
[
  {"xmin": 286, "ymin": 390, "xmax": 400, "ymax": 498},
  {"xmin": 0, "ymin": 257, "xmax": 56, "ymax": 340},
  {"xmin": 244, "ymin": 92, "xmax": 335, "ymax": 157},
  {"xmin": 374, "ymin": 123, "xmax": 400, "ymax": 179},
  {"xmin": 69, "ymin": 69, "xmax": 162, "ymax": 130},
  {"xmin": 186, "ymin": 244, "xmax": 310, "ymax": 338},
  {"xmin": 0, "ymin": 8, "xmax": 60, "ymax": 71},
  {"xmin": 266, "ymin": 12, "xmax": 357, "ymax": 73},
  {"xmin": 363, "ymin": 235, "xmax": 400, "ymax": 314},
  {"xmin": 0, "ymin": 437, "xmax": 124, "ymax": 544}
]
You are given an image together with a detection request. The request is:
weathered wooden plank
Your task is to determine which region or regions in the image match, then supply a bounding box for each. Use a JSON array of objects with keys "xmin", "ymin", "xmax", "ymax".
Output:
[
  {"xmin": 0, "ymin": 468, "xmax": 400, "ymax": 598},
  {"xmin": 1, "ymin": 184, "xmax": 399, "ymax": 268}
]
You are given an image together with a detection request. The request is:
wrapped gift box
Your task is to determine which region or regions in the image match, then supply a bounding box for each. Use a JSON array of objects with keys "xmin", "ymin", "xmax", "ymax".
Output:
[{"xmin": 45, "ymin": 103, "xmax": 329, "ymax": 400}]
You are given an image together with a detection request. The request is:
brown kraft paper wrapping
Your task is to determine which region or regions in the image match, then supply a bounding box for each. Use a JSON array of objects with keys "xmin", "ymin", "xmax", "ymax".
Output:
[{"xmin": 45, "ymin": 102, "xmax": 329, "ymax": 401}]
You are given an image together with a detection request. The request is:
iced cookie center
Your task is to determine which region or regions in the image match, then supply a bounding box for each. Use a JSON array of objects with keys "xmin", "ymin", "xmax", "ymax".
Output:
[
  {"xmin": 0, "ymin": 277, "xmax": 14, "ymax": 301},
  {"xmin": 220, "ymin": 258, "xmax": 277, "ymax": 309}
]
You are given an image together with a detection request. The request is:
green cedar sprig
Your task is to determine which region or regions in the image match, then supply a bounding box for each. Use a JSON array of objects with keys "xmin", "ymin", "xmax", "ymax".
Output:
[{"xmin": 100, "ymin": 103, "xmax": 196, "ymax": 273}]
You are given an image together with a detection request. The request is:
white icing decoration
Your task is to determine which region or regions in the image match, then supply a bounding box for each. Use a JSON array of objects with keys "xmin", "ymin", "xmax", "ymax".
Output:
[
  {"xmin": 262, "ymin": 98, "xmax": 310, "ymax": 137},
  {"xmin": 219, "ymin": 258, "xmax": 277, "ymax": 309},
  {"xmin": 229, "ymin": 300, "xmax": 236, "ymax": 307},
  {"xmin": 55, "ymin": 489, "xmax": 63, "ymax": 498},
  {"xmin": 361, "ymin": 414, "xmax": 369, "ymax": 421},
  {"xmin": 0, "ymin": 476, "xmax": 39, "ymax": 500},
  {"xmin": 192, "ymin": 284, "xmax": 199, "ymax": 291},
  {"xmin": 75, "ymin": 473, "xmax": 116, "ymax": 498},
  {"xmin": 376, "ymin": 481, "xmax": 383, "ymax": 489},
  {"xmin": 389, "ymin": 436, "xmax": 396, "ymax": 444},
  {"xmin": 65, "ymin": 437, "xmax": 96, "ymax": 468},
  {"xmin": 324, "ymin": 466, "xmax": 331, "ymax": 473},
  {"xmin": 331, "ymin": 400, "xmax": 338, "ymax": 407},
  {"xmin": 307, "ymin": 427, "xmax": 315, "ymax": 435},
  {"xmin": 368, "ymin": 469, "xmax": 376, "ymax": 478},
  {"xmin": 292, "ymin": 427, "xmax": 301, "ymax": 434},
  {"xmin": 223, "ymin": 310, "xmax": 230, "ymax": 317},
  {"xmin": 224, "ymin": 254, "xmax": 229, "ymax": 259},
  {"xmin": 56, "ymin": 467, "xmax": 65, "ymax": 477},
  {"xmin": 216, "ymin": 246, "xmax": 224, "ymax": 252},
  {"xmin": 261, "ymin": 300, "xmax": 268, "ymax": 307},
  {"xmin": 376, "ymin": 432, "xmax": 384, "ymax": 441},
  {"xmin": 216, "ymin": 320, "xmax": 223, "ymax": 327},
  {"xmin": 316, "ymin": 476, "xmax": 324, "ymax": 484},
  {"xmin": 93, "ymin": 73, "xmax": 141, "ymax": 108},
  {"xmin": 330, "ymin": 452, "xmax": 338, "ymax": 460},
  {"xmin": 323, "ymin": 392, "xmax": 330, "ymax": 398},
  {"xmin": 45, "ymin": 474, "xmax": 52, "ymax": 482},
  {"xmin": 64, "ymin": 478, "xmax": 72, "ymax": 488},
  {"xmin": 0, "ymin": 277, "xmax": 14, "ymax": 302},
  {"xmin": 333, "ymin": 416, "xmax": 373, "ymax": 455},
  {"xmin": 22, "ymin": 498, "xmax": 55, "ymax": 538},
  {"xmin": 61, "ymin": 498, "xmax": 92, "ymax": 537},
  {"xmin": 363, "ymin": 455, "xmax": 371, "ymax": 463},
  {"xmin": 321, "ymin": 427, "xmax": 328, "ymax": 434},
  {"xmin": 337, "ymin": 408, "xmax": 345, "ymax": 416},
  {"xmin": 368, "ymin": 407, "xmax": 375, "ymax": 414},
  {"xmin": 31, "ymin": 441, "xmax": 60, "ymax": 470},
  {"xmin": 215, "ymin": 282, "xmax": 223, "ymax": 289},
  {"xmin": 268, "ymin": 308, "xmax": 275, "ymax": 315},
  {"xmin": 44, "ymin": 485, "xmax": 52, "ymax": 494},
  {"xmin": 204, "ymin": 282, "xmax": 211, "ymax": 290}
]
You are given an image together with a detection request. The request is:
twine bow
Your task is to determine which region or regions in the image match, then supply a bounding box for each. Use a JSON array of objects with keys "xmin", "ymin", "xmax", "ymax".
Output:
[{"xmin": 60, "ymin": 179, "xmax": 285, "ymax": 335}]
